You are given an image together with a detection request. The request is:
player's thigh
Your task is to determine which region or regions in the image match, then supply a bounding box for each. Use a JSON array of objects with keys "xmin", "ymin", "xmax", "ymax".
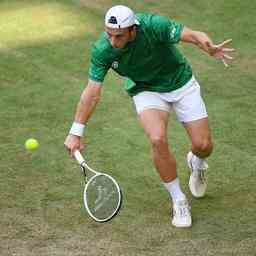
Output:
[
  {"xmin": 138, "ymin": 109, "xmax": 169, "ymax": 141},
  {"xmin": 133, "ymin": 91, "xmax": 171, "ymax": 140}
]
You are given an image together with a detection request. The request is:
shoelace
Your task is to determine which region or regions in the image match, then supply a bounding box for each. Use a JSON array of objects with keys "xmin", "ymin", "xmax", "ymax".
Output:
[
  {"xmin": 173, "ymin": 202, "xmax": 191, "ymax": 218},
  {"xmin": 198, "ymin": 168, "xmax": 206, "ymax": 182},
  {"xmin": 190, "ymin": 159, "xmax": 208, "ymax": 183}
]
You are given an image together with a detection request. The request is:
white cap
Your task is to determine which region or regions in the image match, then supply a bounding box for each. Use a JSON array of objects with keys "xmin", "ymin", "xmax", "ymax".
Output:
[{"xmin": 105, "ymin": 5, "xmax": 140, "ymax": 29}]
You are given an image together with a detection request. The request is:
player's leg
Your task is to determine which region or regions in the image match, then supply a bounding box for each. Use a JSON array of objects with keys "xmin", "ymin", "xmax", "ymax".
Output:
[
  {"xmin": 133, "ymin": 92, "xmax": 191, "ymax": 227},
  {"xmin": 138, "ymin": 109, "xmax": 177, "ymax": 182},
  {"xmin": 173, "ymin": 76, "xmax": 213, "ymax": 198},
  {"xmin": 183, "ymin": 117, "xmax": 213, "ymax": 158},
  {"xmin": 183, "ymin": 118, "xmax": 213, "ymax": 198}
]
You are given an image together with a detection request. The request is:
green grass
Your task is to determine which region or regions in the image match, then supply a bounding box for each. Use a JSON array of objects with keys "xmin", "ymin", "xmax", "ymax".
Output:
[{"xmin": 0, "ymin": 0, "xmax": 255, "ymax": 255}]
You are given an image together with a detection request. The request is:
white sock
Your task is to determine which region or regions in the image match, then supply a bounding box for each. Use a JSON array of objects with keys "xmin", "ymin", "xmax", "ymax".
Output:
[{"xmin": 163, "ymin": 178, "xmax": 186, "ymax": 203}]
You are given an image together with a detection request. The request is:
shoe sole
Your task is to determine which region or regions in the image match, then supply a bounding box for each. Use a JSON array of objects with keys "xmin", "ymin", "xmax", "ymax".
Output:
[{"xmin": 172, "ymin": 221, "xmax": 192, "ymax": 228}]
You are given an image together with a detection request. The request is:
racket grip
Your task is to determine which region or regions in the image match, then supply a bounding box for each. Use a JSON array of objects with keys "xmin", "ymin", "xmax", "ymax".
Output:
[{"xmin": 74, "ymin": 150, "xmax": 85, "ymax": 165}]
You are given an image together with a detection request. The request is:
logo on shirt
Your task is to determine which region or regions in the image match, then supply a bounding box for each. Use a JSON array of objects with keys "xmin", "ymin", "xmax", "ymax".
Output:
[
  {"xmin": 112, "ymin": 61, "xmax": 119, "ymax": 69},
  {"xmin": 170, "ymin": 27, "xmax": 176, "ymax": 39}
]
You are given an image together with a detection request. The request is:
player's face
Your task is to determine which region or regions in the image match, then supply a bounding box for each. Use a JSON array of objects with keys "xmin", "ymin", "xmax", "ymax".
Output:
[{"xmin": 105, "ymin": 27, "xmax": 135, "ymax": 48}]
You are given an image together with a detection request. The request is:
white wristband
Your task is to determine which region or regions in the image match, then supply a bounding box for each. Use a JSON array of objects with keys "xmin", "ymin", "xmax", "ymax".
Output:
[{"xmin": 69, "ymin": 122, "xmax": 85, "ymax": 137}]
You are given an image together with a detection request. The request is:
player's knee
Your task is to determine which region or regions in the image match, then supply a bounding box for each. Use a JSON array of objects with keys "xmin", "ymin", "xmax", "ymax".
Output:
[
  {"xmin": 149, "ymin": 133, "xmax": 167, "ymax": 149},
  {"xmin": 193, "ymin": 138, "xmax": 213, "ymax": 156}
]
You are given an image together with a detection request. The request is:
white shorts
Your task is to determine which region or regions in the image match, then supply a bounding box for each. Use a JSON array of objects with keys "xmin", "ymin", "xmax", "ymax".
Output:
[{"xmin": 132, "ymin": 76, "xmax": 208, "ymax": 123}]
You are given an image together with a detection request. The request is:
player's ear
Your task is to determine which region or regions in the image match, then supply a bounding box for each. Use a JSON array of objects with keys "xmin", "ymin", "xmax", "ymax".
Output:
[
  {"xmin": 128, "ymin": 25, "xmax": 137, "ymax": 37},
  {"xmin": 129, "ymin": 25, "xmax": 136, "ymax": 32}
]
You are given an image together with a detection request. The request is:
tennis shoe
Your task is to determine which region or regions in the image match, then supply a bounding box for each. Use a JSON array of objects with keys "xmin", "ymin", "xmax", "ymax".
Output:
[
  {"xmin": 187, "ymin": 151, "xmax": 208, "ymax": 198},
  {"xmin": 172, "ymin": 199, "xmax": 192, "ymax": 228}
]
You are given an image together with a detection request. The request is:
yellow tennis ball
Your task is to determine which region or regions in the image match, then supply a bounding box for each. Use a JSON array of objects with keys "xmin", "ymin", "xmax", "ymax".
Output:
[{"xmin": 25, "ymin": 138, "xmax": 39, "ymax": 151}]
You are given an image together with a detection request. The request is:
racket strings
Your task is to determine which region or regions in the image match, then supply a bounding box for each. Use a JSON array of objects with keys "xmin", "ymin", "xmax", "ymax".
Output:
[{"xmin": 85, "ymin": 174, "xmax": 121, "ymax": 221}]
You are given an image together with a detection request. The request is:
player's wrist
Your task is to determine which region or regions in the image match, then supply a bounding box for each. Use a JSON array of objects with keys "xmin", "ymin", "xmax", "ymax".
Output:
[{"xmin": 69, "ymin": 122, "xmax": 86, "ymax": 137}]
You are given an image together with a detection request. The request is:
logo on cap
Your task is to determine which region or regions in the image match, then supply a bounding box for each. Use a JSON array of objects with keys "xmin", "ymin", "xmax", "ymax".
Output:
[{"xmin": 108, "ymin": 16, "xmax": 118, "ymax": 24}]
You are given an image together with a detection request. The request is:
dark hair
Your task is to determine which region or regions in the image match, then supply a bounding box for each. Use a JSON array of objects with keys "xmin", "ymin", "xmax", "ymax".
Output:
[{"xmin": 128, "ymin": 24, "xmax": 137, "ymax": 31}]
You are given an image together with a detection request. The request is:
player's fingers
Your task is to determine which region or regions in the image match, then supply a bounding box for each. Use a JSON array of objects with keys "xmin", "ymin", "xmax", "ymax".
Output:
[
  {"xmin": 79, "ymin": 143, "xmax": 85, "ymax": 152},
  {"xmin": 64, "ymin": 142, "xmax": 72, "ymax": 154},
  {"xmin": 71, "ymin": 146, "xmax": 78, "ymax": 157},
  {"xmin": 221, "ymin": 58, "xmax": 229, "ymax": 67},
  {"xmin": 70, "ymin": 142, "xmax": 81, "ymax": 157},
  {"xmin": 223, "ymin": 48, "xmax": 235, "ymax": 52},
  {"xmin": 217, "ymin": 39, "xmax": 233, "ymax": 48},
  {"xmin": 223, "ymin": 54, "xmax": 233, "ymax": 60},
  {"xmin": 64, "ymin": 142, "xmax": 75, "ymax": 157}
]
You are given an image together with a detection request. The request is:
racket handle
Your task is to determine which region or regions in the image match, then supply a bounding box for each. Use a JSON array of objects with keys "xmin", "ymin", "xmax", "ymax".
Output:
[{"xmin": 74, "ymin": 150, "xmax": 85, "ymax": 165}]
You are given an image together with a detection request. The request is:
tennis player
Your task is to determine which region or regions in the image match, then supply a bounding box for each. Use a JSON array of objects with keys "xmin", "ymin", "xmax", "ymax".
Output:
[{"xmin": 64, "ymin": 5, "xmax": 234, "ymax": 227}]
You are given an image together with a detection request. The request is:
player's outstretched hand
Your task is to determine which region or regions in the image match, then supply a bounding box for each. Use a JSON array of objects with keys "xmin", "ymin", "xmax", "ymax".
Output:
[{"xmin": 207, "ymin": 39, "xmax": 235, "ymax": 67}]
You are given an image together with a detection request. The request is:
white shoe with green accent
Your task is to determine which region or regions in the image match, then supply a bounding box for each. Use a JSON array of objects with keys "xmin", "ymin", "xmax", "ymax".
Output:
[
  {"xmin": 172, "ymin": 199, "xmax": 192, "ymax": 228},
  {"xmin": 187, "ymin": 151, "xmax": 208, "ymax": 198}
]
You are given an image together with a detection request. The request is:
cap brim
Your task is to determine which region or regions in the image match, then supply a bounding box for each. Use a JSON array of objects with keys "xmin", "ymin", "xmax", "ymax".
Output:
[{"xmin": 134, "ymin": 18, "xmax": 140, "ymax": 25}]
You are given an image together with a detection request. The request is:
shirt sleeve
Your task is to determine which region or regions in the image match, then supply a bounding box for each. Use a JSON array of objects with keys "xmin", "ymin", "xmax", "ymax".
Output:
[
  {"xmin": 151, "ymin": 14, "xmax": 184, "ymax": 44},
  {"xmin": 88, "ymin": 44, "xmax": 110, "ymax": 83}
]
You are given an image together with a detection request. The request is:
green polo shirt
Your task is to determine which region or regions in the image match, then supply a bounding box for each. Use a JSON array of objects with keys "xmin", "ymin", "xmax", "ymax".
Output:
[{"xmin": 89, "ymin": 12, "xmax": 192, "ymax": 96}]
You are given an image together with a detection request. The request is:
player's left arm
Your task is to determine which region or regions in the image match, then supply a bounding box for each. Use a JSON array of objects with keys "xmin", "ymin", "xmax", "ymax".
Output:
[{"xmin": 180, "ymin": 26, "xmax": 235, "ymax": 67}]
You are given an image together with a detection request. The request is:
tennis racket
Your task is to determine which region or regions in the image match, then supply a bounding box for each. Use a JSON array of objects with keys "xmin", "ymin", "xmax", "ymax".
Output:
[{"xmin": 74, "ymin": 150, "xmax": 122, "ymax": 222}]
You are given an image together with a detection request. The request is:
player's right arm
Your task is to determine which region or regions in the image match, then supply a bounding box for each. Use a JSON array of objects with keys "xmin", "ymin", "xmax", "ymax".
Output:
[
  {"xmin": 64, "ymin": 79, "xmax": 102, "ymax": 156},
  {"xmin": 65, "ymin": 33, "xmax": 112, "ymax": 156}
]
